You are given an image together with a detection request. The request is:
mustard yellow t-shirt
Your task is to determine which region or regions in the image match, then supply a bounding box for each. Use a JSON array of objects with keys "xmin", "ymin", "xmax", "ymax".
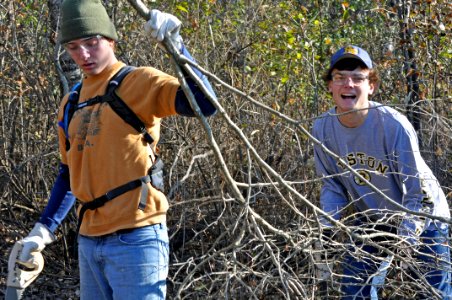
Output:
[{"xmin": 57, "ymin": 61, "xmax": 179, "ymax": 236}]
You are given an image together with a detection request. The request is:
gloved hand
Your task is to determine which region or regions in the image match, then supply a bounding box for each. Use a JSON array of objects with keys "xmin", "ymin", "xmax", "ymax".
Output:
[
  {"xmin": 144, "ymin": 9, "xmax": 183, "ymax": 51},
  {"xmin": 15, "ymin": 222, "xmax": 55, "ymax": 268},
  {"xmin": 316, "ymin": 261, "xmax": 332, "ymax": 281},
  {"xmin": 396, "ymin": 246, "xmax": 414, "ymax": 272},
  {"xmin": 370, "ymin": 254, "xmax": 394, "ymax": 300},
  {"xmin": 7, "ymin": 241, "xmax": 45, "ymax": 290},
  {"xmin": 314, "ymin": 240, "xmax": 333, "ymax": 281}
]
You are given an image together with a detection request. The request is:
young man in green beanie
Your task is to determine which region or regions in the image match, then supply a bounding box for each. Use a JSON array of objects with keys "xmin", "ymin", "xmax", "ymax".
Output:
[{"xmin": 8, "ymin": 0, "xmax": 216, "ymax": 299}]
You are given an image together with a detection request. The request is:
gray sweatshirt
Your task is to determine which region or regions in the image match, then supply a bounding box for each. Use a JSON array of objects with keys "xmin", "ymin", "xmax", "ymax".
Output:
[{"xmin": 313, "ymin": 101, "xmax": 449, "ymax": 242}]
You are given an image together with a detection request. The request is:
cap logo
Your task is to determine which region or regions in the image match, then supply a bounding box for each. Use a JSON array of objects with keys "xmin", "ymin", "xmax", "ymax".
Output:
[{"xmin": 344, "ymin": 46, "xmax": 358, "ymax": 55}]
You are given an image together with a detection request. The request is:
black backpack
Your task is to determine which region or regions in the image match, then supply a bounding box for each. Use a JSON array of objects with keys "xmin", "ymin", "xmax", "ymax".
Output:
[{"xmin": 63, "ymin": 66, "xmax": 164, "ymax": 233}]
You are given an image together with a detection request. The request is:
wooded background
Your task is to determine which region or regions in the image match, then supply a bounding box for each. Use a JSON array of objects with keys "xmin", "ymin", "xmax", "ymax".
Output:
[{"xmin": 1, "ymin": 0, "xmax": 451, "ymax": 299}]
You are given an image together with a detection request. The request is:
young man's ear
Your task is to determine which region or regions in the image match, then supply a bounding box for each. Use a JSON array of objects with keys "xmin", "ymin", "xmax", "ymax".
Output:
[
  {"xmin": 368, "ymin": 82, "xmax": 375, "ymax": 96},
  {"xmin": 327, "ymin": 81, "xmax": 333, "ymax": 93}
]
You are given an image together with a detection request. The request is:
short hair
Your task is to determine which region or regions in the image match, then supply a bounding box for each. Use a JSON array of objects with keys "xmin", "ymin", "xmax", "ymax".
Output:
[{"xmin": 323, "ymin": 58, "xmax": 380, "ymax": 93}]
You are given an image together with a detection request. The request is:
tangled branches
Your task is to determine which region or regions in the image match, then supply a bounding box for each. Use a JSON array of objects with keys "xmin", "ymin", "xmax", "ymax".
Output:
[
  {"xmin": 1, "ymin": 0, "xmax": 451, "ymax": 299},
  {"xmin": 159, "ymin": 46, "xmax": 452, "ymax": 299}
]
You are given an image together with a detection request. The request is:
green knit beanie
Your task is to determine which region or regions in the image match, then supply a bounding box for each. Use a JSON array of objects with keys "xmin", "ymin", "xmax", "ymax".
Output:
[{"xmin": 59, "ymin": 0, "xmax": 118, "ymax": 44}]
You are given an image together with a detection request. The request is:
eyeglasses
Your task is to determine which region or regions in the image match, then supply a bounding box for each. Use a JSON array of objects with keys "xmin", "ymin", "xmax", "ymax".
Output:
[
  {"xmin": 63, "ymin": 35, "xmax": 103, "ymax": 54},
  {"xmin": 331, "ymin": 72, "xmax": 369, "ymax": 86}
]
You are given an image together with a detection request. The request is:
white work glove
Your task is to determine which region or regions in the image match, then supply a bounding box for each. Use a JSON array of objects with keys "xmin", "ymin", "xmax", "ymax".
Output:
[
  {"xmin": 316, "ymin": 261, "xmax": 332, "ymax": 281},
  {"xmin": 7, "ymin": 241, "xmax": 45, "ymax": 289},
  {"xmin": 397, "ymin": 246, "xmax": 414, "ymax": 272},
  {"xmin": 314, "ymin": 241, "xmax": 332, "ymax": 281},
  {"xmin": 370, "ymin": 255, "xmax": 394, "ymax": 300},
  {"xmin": 16, "ymin": 222, "xmax": 55, "ymax": 268},
  {"xmin": 7, "ymin": 223, "xmax": 54, "ymax": 289},
  {"xmin": 144, "ymin": 9, "xmax": 183, "ymax": 51}
]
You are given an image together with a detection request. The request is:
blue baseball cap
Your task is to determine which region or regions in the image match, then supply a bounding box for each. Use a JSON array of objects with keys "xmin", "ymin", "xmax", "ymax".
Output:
[{"xmin": 329, "ymin": 45, "xmax": 373, "ymax": 70}]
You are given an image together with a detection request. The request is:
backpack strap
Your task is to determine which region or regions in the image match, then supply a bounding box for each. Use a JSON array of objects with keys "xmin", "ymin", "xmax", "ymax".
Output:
[
  {"xmin": 62, "ymin": 66, "xmax": 155, "ymax": 149},
  {"xmin": 104, "ymin": 66, "xmax": 155, "ymax": 145},
  {"xmin": 76, "ymin": 174, "xmax": 151, "ymax": 235},
  {"xmin": 63, "ymin": 82, "xmax": 82, "ymax": 150}
]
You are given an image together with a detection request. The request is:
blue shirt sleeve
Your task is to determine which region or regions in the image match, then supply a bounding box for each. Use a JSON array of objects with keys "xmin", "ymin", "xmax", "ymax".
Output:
[
  {"xmin": 39, "ymin": 163, "xmax": 76, "ymax": 233},
  {"xmin": 175, "ymin": 45, "xmax": 217, "ymax": 117},
  {"xmin": 393, "ymin": 122, "xmax": 435, "ymax": 244}
]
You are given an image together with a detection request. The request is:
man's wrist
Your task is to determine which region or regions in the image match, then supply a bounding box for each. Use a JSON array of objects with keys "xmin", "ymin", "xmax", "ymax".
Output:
[{"xmin": 30, "ymin": 222, "xmax": 55, "ymax": 244}]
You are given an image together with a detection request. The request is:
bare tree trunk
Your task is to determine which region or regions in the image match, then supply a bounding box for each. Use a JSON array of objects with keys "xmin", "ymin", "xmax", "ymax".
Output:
[
  {"xmin": 47, "ymin": 0, "xmax": 81, "ymax": 95},
  {"xmin": 46, "ymin": 0, "xmax": 82, "ymax": 266},
  {"xmin": 396, "ymin": 0, "xmax": 422, "ymax": 142}
]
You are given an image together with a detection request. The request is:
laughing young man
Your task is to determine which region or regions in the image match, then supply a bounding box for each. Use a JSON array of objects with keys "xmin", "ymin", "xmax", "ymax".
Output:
[{"xmin": 312, "ymin": 45, "xmax": 451, "ymax": 299}]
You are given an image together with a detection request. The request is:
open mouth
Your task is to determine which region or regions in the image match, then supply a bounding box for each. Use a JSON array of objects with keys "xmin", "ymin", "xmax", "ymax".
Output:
[{"xmin": 341, "ymin": 94, "xmax": 356, "ymax": 100}]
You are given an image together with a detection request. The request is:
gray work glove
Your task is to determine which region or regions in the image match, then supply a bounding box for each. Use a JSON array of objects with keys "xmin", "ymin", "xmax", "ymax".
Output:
[
  {"xmin": 144, "ymin": 9, "xmax": 183, "ymax": 51},
  {"xmin": 314, "ymin": 240, "xmax": 333, "ymax": 281}
]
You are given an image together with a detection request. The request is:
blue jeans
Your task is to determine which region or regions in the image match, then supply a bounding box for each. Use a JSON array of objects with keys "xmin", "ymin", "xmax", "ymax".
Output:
[
  {"xmin": 78, "ymin": 223, "xmax": 169, "ymax": 300},
  {"xmin": 341, "ymin": 225, "xmax": 451, "ymax": 299}
]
